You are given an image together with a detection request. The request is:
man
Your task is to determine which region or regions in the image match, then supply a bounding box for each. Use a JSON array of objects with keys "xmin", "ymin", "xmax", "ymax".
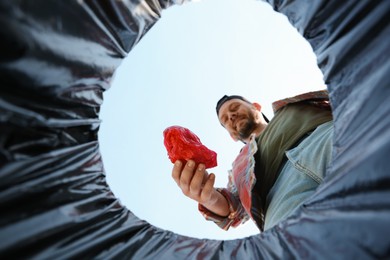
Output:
[{"xmin": 172, "ymin": 90, "xmax": 333, "ymax": 231}]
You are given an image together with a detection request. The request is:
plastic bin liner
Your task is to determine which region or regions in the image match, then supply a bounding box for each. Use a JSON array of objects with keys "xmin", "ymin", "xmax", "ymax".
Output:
[{"xmin": 0, "ymin": 0, "xmax": 389, "ymax": 259}]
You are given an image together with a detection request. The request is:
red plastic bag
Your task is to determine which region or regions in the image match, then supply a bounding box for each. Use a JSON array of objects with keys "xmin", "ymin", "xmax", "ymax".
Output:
[{"xmin": 163, "ymin": 126, "xmax": 217, "ymax": 169}]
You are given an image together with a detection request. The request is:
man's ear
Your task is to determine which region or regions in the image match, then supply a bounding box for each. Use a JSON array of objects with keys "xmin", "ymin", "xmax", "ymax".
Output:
[{"xmin": 252, "ymin": 102, "xmax": 262, "ymax": 111}]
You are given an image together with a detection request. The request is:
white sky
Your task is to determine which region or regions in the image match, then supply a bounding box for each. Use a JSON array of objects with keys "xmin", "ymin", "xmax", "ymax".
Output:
[{"xmin": 99, "ymin": 0, "xmax": 325, "ymax": 240}]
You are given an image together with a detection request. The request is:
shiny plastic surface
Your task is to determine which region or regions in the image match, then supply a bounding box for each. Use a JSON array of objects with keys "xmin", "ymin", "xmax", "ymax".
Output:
[
  {"xmin": 164, "ymin": 125, "xmax": 218, "ymax": 169},
  {"xmin": 0, "ymin": 0, "xmax": 389, "ymax": 259}
]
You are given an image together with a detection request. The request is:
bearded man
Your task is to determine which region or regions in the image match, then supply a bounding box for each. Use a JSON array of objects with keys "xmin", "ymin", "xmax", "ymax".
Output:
[{"xmin": 172, "ymin": 90, "xmax": 333, "ymax": 231}]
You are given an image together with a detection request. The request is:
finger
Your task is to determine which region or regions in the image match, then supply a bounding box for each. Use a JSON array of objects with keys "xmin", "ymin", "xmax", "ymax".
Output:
[
  {"xmin": 200, "ymin": 173, "xmax": 215, "ymax": 202},
  {"xmin": 189, "ymin": 164, "xmax": 206, "ymax": 196},
  {"xmin": 179, "ymin": 160, "xmax": 196, "ymax": 193},
  {"xmin": 171, "ymin": 160, "xmax": 183, "ymax": 185},
  {"xmin": 202, "ymin": 169, "xmax": 209, "ymax": 185}
]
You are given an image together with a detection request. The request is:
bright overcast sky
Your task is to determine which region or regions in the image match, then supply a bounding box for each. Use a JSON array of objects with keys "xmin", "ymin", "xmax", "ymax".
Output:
[{"xmin": 99, "ymin": 0, "xmax": 325, "ymax": 240}]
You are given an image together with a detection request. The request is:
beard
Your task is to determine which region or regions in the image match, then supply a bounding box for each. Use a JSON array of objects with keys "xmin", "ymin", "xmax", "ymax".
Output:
[{"xmin": 237, "ymin": 118, "xmax": 256, "ymax": 141}]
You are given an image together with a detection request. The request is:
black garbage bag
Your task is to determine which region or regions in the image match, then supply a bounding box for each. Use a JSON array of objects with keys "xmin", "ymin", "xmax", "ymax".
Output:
[{"xmin": 0, "ymin": 0, "xmax": 389, "ymax": 259}]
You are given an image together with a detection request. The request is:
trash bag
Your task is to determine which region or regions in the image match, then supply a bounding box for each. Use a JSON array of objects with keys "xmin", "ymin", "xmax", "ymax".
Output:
[{"xmin": 0, "ymin": 0, "xmax": 389, "ymax": 259}]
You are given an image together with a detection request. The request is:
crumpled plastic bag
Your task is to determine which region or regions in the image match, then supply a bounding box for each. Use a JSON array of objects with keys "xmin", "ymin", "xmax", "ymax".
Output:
[{"xmin": 163, "ymin": 126, "xmax": 217, "ymax": 169}]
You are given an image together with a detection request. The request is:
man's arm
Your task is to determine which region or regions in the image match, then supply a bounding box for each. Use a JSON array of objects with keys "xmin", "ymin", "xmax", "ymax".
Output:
[{"xmin": 171, "ymin": 160, "xmax": 230, "ymax": 217}]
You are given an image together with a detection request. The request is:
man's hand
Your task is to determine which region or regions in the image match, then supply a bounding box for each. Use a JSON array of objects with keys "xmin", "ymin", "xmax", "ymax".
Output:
[
  {"xmin": 172, "ymin": 160, "xmax": 216, "ymax": 206},
  {"xmin": 172, "ymin": 160, "xmax": 229, "ymax": 217}
]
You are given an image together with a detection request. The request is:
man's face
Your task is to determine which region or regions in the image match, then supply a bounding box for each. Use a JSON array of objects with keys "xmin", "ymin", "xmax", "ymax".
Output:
[{"xmin": 218, "ymin": 99, "xmax": 259, "ymax": 142}]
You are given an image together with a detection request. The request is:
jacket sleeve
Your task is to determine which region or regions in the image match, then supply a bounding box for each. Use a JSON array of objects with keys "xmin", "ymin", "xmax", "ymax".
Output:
[
  {"xmin": 198, "ymin": 187, "xmax": 249, "ymax": 230},
  {"xmin": 198, "ymin": 136, "xmax": 259, "ymax": 230}
]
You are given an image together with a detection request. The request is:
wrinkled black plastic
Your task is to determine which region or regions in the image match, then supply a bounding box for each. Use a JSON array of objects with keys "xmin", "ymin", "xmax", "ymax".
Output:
[{"xmin": 0, "ymin": 0, "xmax": 389, "ymax": 259}]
